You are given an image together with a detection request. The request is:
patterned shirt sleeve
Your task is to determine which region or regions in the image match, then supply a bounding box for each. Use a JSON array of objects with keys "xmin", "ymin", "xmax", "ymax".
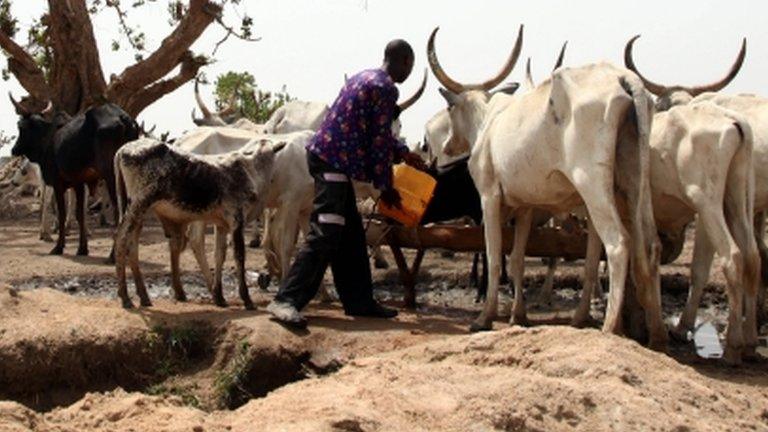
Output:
[{"xmin": 368, "ymin": 84, "xmax": 409, "ymax": 191}]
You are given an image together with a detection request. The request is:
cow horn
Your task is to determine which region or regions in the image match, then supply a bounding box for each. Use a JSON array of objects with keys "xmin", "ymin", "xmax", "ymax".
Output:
[
  {"xmin": 524, "ymin": 58, "xmax": 534, "ymax": 89},
  {"xmin": 191, "ymin": 108, "xmax": 204, "ymax": 125},
  {"xmin": 624, "ymin": 35, "xmax": 669, "ymax": 96},
  {"xmin": 40, "ymin": 100, "xmax": 54, "ymax": 116},
  {"xmin": 398, "ymin": 68, "xmax": 428, "ymax": 112},
  {"xmin": 553, "ymin": 41, "xmax": 567, "ymax": 71},
  {"xmin": 687, "ymin": 37, "xmax": 746, "ymax": 96},
  {"xmin": 194, "ymin": 79, "xmax": 213, "ymax": 119},
  {"xmin": 428, "ymin": 25, "xmax": 523, "ymax": 93},
  {"xmin": 9, "ymin": 92, "xmax": 29, "ymax": 116}
]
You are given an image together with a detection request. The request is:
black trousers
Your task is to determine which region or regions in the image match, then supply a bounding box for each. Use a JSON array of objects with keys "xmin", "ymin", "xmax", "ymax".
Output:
[{"xmin": 275, "ymin": 152, "xmax": 375, "ymax": 313}]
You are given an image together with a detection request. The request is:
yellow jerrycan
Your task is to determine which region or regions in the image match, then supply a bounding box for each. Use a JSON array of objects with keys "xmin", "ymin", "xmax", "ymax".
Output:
[{"xmin": 378, "ymin": 164, "xmax": 437, "ymax": 227}]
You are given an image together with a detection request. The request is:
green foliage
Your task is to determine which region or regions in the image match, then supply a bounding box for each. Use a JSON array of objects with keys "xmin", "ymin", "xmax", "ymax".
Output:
[
  {"xmin": 213, "ymin": 339, "xmax": 253, "ymax": 407},
  {"xmin": 214, "ymin": 71, "xmax": 294, "ymax": 124},
  {"xmin": 146, "ymin": 383, "xmax": 201, "ymax": 408},
  {"xmin": 0, "ymin": 130, "xmax": 14, "ymax": 149},
  {"xmin": 0, "ymin": 0, "xmax": 17, "ymax": 37}
]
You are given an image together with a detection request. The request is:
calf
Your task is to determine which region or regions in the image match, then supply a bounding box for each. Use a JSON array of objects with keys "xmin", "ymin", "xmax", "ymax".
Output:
[
  {"xmin": 10, "ymin": 96, "xmax": 138, "ymax": 259},
  {"xmin": 114, "ymin": 137, "xmax": 286, "ymax": 309}
]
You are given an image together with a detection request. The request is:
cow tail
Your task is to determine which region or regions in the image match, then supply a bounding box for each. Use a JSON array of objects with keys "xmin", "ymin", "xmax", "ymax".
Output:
[
  {"xmin": 618, "ymin": 75, "xmax": 660, "ymax": 293},
  {"xmin": 114, "ymin": 153, "xmax": 127, "ymax": 225}
]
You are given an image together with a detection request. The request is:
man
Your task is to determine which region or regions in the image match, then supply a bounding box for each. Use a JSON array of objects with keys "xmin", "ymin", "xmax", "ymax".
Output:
[{"xmin": 267, "ymin": 39, "xmax": 425, "ymax": 328}]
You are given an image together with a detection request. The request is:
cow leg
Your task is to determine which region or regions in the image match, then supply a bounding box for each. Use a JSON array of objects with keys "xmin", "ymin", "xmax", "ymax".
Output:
[
  {"xmin": 74, "ymin": 184, "xmax": 89, "ymax": 256},
  {"xmin": 104, "ymin": 169, "xmax": 120, "ymax": 264},
  {"xmin": 470, "ymin": 192, "xmax": 504, "ymax": 332},
  {"xmin": 574, "ymin": 180, "xmax": 630, "ymax": 337},
  {"xmin": 536, "ymin": 257, "xmax": 557, "ymax": 305},
  {"xmin": 165, "ymin": 221, "xmax": 188, "ymax": 302},
  {"xmin": 470, "ymin": 253, "xmax": 480, "ymax": 288},
  {"xmin": 116, "ymin": 200, "xmax": 149, "ymax": 309},
  {"xmin": 188, "ymin": 222, "xmax": 214, "ymax": 294},
  {"xmin": 233, "ymin": 217, "xmax": 254, "ymax": 310},
  {"xmin": 51, "ymin": 184, "xmax": 67, "ymax": 255},
  {"xmin": 39, "ymin": 185, "xmax": 54, "ymax": 242},
  {"xmin": 754, "ymin": 212, "xmax": 768, "ymax": 325},
  {"xmin": 213, "ymin": 226, "xmax": 228, "ymax": 308},
  {"xmin": 508, "ymin": 208, "xmax": 533, "ymax": 326},
  {"xmin": 500, "ymin": 254, "xmax": 510, "ymax": 285},
  {"xmin": 64, "ymin": 189, "xmax": 76, "ymax": 233},
  {"xmin": 249, "ymin": 210, "xmax": 263, "ymax": 248},
  {"xmin": 573, "ymin": 220, "xmax": 602, "ymax": 327},
  {"xmin": 672, "ymin": 223, "xmax": 714, "ymax": 341},
  {"xmin": 128, "ymin": 219, "xmax": 151, "ymax": 307}
]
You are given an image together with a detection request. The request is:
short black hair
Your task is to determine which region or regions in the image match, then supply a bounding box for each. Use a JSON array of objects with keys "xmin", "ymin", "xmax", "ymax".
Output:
[{"xmin": 384, "ymin": 39, "xmax": 414, "ymax": 63}]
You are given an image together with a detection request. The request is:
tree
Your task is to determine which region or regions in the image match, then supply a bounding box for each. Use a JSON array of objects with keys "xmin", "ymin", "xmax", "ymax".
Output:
[
  {"xmin": 0, "ymin": 0, "xmax": 257, "ymax": 117},
  {"xmin": 213, "ymin": 71, "xmax": 293, "ymax": 123}
]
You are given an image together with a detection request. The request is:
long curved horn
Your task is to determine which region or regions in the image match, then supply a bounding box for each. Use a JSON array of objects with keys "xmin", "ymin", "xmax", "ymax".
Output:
[
  {"xmin": 553, "ymin": 41, "xmax": 567, "ymax": 71},
  {"xmin": 687, "ymin": 37, "xmax": 746, "ymax": 96},
  {"xmin": 427, "ymin": 25, "xmax": 524, "ymax": 93},
  {"xmin": 624, "ymin": 35, "xmax": 668, "ymax": 96},
  {"xmin": 194, "ymin": 79, "xmax": 213, "ymax": 119},
  {"xmin": 191, "ymin": 108, "xmax": 204, "ymax": 124},
  {"xmin": 398, "ymin": 68, "xmax": 428, "ymax": 112},
  {"xmin": 9, "ymin": 92, "xmax": 29, "ymax": 116}
]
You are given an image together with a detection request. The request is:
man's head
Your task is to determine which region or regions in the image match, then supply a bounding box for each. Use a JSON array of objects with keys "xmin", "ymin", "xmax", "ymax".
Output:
[{"xmin": 383, "ymin": 39, "xmax": 414, "ymax": 84}]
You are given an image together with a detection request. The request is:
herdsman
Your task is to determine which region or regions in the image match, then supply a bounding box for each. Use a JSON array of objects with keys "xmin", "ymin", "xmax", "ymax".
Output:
[{"xmin": 267, "ymin": 39, "xmax": 425, "ymax": 328}]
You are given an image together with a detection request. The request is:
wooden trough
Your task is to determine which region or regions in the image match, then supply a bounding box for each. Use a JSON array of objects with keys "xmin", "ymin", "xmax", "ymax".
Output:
[{"xmin": 364, "ymin": 219, "xmax": 589, "ymax": 308}]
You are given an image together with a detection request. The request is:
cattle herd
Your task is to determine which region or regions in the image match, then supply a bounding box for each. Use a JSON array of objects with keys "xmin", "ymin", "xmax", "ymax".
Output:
[{"xmin": 4, "ymin": 26, "xmax": 768, "ymax": 366}]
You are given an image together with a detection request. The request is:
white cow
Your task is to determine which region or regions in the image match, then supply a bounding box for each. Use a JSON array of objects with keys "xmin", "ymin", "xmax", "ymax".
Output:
[
  {"xmin": 428, "ymin": 26, "xmax": 667, "ymax": 349},
  {"xmin": 623, "ymin": 36, "xmax": 761, "ymax": 362}
]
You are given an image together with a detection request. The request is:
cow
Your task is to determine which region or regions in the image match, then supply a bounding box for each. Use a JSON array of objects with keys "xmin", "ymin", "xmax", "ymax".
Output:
[
  {"xmin": 113, "ymin": 136, "xmax": 286, "ymax": 309},
  {"xmin": 623, "ymin": 36, "xmax": 761, "ymax": 363},
  {"xmin": 10, "ymin": 96, "xmax": 138, "ymax": 259},
  {"xmin": 428, "ymin": 26, "xmax": 667, "ymax": 350}
]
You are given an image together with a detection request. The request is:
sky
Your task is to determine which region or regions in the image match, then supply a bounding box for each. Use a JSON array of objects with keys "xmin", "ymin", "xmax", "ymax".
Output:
[{"xmin": 2, "ymin": 0, "xmax": 767, "ymax": 157}]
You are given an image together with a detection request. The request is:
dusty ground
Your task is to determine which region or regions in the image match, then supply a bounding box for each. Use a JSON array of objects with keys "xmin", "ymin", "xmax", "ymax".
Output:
[{"xmin": 0, "ymin": 201, "xmax": 767, "ymax": 431}]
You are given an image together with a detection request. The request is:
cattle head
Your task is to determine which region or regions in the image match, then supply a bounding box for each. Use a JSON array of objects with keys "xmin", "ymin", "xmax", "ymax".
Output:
[
  {"xmin": 624, "ymin": 35, "xmax": 746, "ymax": 111},
  {"xmin": 191, "ymin": 79, "xmax": 239, "ymax": 126},
  {"xmin": 9, "ymin": 93, "xmax": 58, "ymax": 164},
  {"xmin": 427, "ymin": 26, "xmax": 524, "ymax": 157}
]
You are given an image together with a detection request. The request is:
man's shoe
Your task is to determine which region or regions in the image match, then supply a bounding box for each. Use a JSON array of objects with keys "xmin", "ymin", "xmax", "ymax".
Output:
[
  {"xmin": 347, "ymin": 302, "xmax": 399, "ymax": 319},
  {"xmin": 267, "ymin": 300, "xmax": 307, "ymax": 329}
]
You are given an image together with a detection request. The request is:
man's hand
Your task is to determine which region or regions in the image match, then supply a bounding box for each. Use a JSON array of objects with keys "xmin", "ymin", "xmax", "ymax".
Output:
[
  {"xmin": 380, "ymin": 188, "xmax": 402, "ymax": 210},
  {"xmin": 402, "ymin": 151, "xmax": 428, "ymax": 171}
]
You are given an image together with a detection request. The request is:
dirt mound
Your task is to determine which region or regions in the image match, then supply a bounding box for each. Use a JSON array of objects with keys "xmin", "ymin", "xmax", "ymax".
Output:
[{"xmin": 1, "ymin": 323, "xmax": 766, "ymax": 431}]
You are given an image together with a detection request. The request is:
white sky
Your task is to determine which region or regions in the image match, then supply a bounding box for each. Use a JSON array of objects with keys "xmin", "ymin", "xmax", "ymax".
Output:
[{"xmin": 2, "ymin": 0, "xmax": 767, "ymax": 156}]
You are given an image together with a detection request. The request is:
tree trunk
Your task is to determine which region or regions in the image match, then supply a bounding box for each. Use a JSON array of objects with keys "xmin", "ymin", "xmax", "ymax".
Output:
[{"xmin": 47, "ymin": 0, "xmax": 107, "ymax": 113}]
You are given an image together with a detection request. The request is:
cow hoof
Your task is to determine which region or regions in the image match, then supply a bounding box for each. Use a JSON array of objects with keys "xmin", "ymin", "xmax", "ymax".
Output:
[
  {"xmin": 40, "ymin": 234, "xmax": 54, "ymax": 243},
  {"xmin": 669, "ymin": 327, "xmax": 692, "ymax": 344},
  {"xmin": 469, "ymin": 321, "xmax": 492, "ymax": 333},
  {"xmin": 243, "ymin": 301, "xmax": 255, "ymax": 311},
  {"xmin": 248, "ymin": 239, "xmax": 261, "ymax": 249},
  {"xmin": 373, "ymin": 258, "xmax": 389, "ymax": 269},
  {"xmin": 257, "ymin": 274, "xmax": 271, "ymax": 291},
  {"xmin": 121, "ymin": 298, "xmax": 135, "ymax": 309},
  {"xmin": 174, "ymin": 291, "xmax": 187, "ymax": 302},
  {"xmin": 76, "ymin": 247, "xmax": 89, "ymax": 256},
  {"xmin": 214, "ymin": 297, "xmax": 228, "ymax": 308},
  {"xmin": 723, "ymin": 346, "xmax": 743, "ymax": 366},
  {"xmin": 140, "ymin": 298, "xmax": 153, "ymax": 307},
  {"xmin": 49, "ymin": 246, "xmax": 64, "ymax": 255},
  {"xmin": 509, "ymin": 315, "xmax": 530, "ymax": 327}
]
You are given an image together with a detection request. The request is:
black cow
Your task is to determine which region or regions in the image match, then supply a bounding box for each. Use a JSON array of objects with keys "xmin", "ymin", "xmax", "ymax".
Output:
[
  {"xmin": 421, "ymin": 158, "xmax": 509, "ymax": 301},
  {"xmin": 10, "ymin": 95, "xmax": 139, "ymax": 259}
]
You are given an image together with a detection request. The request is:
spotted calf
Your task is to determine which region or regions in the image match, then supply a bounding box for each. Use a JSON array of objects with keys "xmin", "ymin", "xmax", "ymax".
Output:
[{"xmin": 113, "ymin": 137, "xmax": 286, "ymax": 309}]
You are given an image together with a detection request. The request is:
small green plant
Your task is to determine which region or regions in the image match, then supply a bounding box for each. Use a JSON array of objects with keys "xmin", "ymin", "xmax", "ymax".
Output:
[
  {"xmin": 214, "ymin": 339, "xmax": 254, "ymax": 408},
  {"xmin": 145, "ymin": 322, "xmax": 211, "ymax": 379}
]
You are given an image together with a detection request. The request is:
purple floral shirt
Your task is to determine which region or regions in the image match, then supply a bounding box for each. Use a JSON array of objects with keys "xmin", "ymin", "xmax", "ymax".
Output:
[{"xmin": 307, "ymin": 68, "xmax": 410, "ymax": 191}]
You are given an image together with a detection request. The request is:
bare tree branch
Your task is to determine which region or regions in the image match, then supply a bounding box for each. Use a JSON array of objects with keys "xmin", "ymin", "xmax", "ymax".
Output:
[
  {"xmin": 211, "ymin": 14, "xmax": 260, "ymax": 56},
  {"xmin": 123, "ymin": 50, "xmax": 207, "ymax": 116},
  {"xmin": 0, "ymin": 29, "xmax": 50, "ymax": 102},
  {"xmin": 106, "ymin": 0, "xmax": 221, "ymax": 101}
]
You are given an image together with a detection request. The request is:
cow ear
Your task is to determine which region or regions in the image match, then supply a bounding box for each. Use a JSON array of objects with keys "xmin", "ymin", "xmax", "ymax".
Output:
[
  {"xmin": 438, "ymin": 87, "xmax": 459, "ymax": 107},
  {"xmin": 271, "ymin": 140, "xmax": 288, "ymax": 154},
  {"xmin": 492, "ymin": 82, "xmax": 520, "ymax": 96}
]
